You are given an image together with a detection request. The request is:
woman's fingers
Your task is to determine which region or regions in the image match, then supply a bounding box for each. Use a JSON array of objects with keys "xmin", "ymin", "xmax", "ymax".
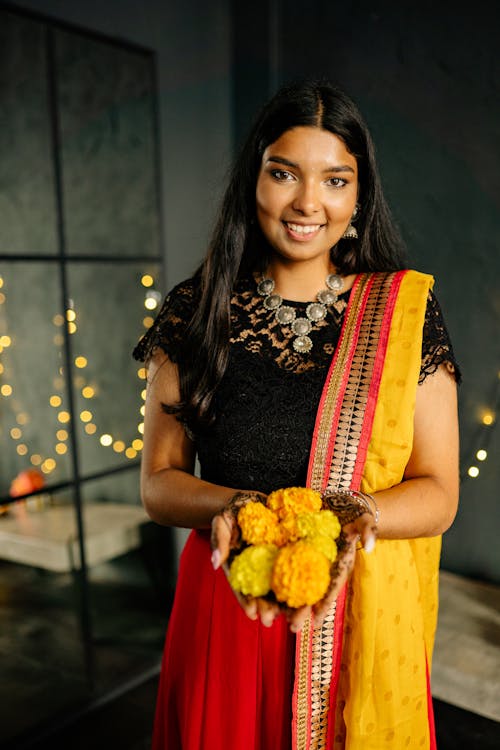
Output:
[
  {"xmin": 343, "ymin": 512, "xmax": 377, "ymax": 552},
  {"xmin": 210, "ymin": 511, "xmax": 237, "ymax": 568},
  {"xmin": 287, "ymin": 604, "xmax": 311, "ymax": 633},
  {"xmin": 257, "ymin": 598, "xmax": 280, "ymax": 627}
]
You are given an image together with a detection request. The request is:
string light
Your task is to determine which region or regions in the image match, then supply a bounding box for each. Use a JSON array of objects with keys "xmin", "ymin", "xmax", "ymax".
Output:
[
  {"xmin": 0, "ymin": 270, "xmax": 157, "ymax": 491},
  {"xmin": 144, "ymin": 290, "xmax": 161, "ymax": 311},
  {"xmin": 463, "ymin": 372, "xmax": 499, "ymax": 481}
]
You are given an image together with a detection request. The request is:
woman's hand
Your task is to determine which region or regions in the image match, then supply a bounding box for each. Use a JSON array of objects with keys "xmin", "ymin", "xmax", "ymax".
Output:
[
  {"xmin": 211, "ymin": 492, "xmax": 281, "ymax": 627},
  {"xmin": 211, "ymin": 490, "xmax": 377, "ymax": 633},
  {"xmin": 286, "ymin": 512, "xmax": 376, "ymax": 632}
]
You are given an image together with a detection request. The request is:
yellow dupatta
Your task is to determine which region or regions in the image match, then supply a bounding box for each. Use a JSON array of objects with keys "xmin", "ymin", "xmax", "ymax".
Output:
[
  {"xmin": 294, "ymin": 270, "xmax": 439, "ymax": 750},
  {"xmin": 336, "ymin": 270, "xmax": 439, "ymax": 748}
]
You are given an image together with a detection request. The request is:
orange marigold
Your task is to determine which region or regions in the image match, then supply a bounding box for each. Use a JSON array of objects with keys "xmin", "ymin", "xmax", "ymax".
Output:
[
  {"xmin": 271, "ymin": 540, "xmax": 331, "ymax": 608},
  {"xmin": 237, "ymin": 502, "xmax": 285, "ymax": 546},
  {"xmin": 267, "ymin": 487, "xmax": 322, "ymax": 520}
]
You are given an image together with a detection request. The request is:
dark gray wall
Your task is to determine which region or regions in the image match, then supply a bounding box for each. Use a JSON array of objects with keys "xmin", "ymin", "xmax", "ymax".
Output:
[
  {"xmin": 233, "ymin": 0, "xmax": 500, "ymax": 582},
  {"xmin": 13, "ymin": 0, "xmax": 233, "ymax": 287}
]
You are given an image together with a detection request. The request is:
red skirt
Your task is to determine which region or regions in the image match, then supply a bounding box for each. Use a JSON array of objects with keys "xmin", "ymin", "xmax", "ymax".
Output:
[{"xmin": 152, "ymin": 529, "xmax": 295, "ymax": 750}]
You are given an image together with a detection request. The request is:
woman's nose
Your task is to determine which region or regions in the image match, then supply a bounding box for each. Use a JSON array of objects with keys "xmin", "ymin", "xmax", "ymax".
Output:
[{"xmin": 292, "ymin": 179, "xmax": 321, "ymax": 215}]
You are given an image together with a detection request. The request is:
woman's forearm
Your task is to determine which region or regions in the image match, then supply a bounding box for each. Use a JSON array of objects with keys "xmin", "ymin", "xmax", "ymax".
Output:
[
  {"xmin": 372, "ymin": 474, "xmax": 458, "ymax": 540},
  {"xmin": 141, "ymin": 466, "xmax": 237, "ymax": 529}
]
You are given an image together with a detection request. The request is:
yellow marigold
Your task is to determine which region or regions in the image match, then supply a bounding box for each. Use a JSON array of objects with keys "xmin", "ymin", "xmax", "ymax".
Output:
[
  {"xmin": 267, "ymin": 487, "xmax": 322, "ymax": 520},
  {"xmin": 281, "ymin": 509, "xmax": 341, "ymax": 543},
  {"xmin": 307, "ymin": 534, "xmax": 338, "ymax": 563},
  {"xmin": 237, "ymin": 502, "xmax": 285, "ymax": 546},
  {"xmin": 229, "ymin": 544, "xmax": 279, "ymax": 597},
  {"xmin": 271, "ymin": 541, "xmax": 331, "ymax": 608},
  {"xmin": 297, "ymin": 509, "xmax": 341, "ymax": 540}
]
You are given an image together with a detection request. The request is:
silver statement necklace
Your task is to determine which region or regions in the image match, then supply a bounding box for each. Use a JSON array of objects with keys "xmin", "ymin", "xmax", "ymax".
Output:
[{"xmin": 256, "ymin": 273, "xmax": 344, "ymax": 353}]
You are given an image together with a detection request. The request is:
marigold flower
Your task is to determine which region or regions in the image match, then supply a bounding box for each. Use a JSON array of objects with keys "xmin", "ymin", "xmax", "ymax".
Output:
[
  {"xmin": 281, "ymin": 509, "xmax": 341, "ymax": 543},
  {"xmin": 307, "ymin": 534, "xmax": 338, "ymax": 563},
  {"xmin": 267, "ymin": 487, "xmax": 322, "ymax": 520},
  {"xmin": 271, "ymin": 541, "xmax": 331, "ymax": 608},
  {"xmin": 237, "ymin": 502, "xmax": 285, "ymax": 546},
  {"xmin": 229, "ymin": 544, "xmax": 279, "ymax": 598}
]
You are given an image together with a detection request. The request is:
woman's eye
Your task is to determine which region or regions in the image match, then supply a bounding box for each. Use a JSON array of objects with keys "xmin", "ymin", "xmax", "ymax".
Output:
[
  {"xmin": 326, "ymin": 177, "xmax": 347, "ymax": 188},
  {"xmin": 270, "ymin": 169, "xmax": 294, "ymax": 181}
]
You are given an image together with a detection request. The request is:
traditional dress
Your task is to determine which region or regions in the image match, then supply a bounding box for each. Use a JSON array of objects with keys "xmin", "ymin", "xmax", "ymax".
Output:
[{"xmin": 134, "ymin": 270, "xmax": 459, "ymax": 750}]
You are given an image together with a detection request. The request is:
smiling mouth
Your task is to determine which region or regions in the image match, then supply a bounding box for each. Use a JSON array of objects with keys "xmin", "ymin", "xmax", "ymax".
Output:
[{"xmin": 283, "ymin": 221, "xmax": 324, "ymax": 236}]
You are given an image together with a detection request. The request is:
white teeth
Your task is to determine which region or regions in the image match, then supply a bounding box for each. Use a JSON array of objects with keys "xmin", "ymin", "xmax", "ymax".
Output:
[{"xmin": 286, "ymin": 223, "xmax": 320, "ymax": 234}]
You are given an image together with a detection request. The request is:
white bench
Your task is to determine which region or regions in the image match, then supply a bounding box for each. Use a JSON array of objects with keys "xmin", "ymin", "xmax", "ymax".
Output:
[{"xmin": 0, "ymin": 501, "xmax": 151, "ymax": 572}]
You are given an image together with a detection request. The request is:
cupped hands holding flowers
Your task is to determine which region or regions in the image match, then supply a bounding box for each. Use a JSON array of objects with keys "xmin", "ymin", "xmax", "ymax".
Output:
[{"xmin": 211, "ymin": 486, "xmax": 377, "ymax": 632}]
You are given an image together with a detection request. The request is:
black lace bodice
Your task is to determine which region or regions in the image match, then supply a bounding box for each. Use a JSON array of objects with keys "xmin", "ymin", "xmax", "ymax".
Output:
[{"xmin": 134, "ymin": 275, "xmax": 460, "ymax": 494}]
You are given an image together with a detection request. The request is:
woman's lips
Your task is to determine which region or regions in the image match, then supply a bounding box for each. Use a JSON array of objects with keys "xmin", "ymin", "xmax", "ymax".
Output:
[{"xmin": 283, "ymin": 221, "xmax": 323, "ymax": 241}]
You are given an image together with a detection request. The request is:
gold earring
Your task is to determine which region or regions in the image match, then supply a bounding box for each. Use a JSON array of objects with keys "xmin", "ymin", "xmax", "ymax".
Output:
[{"xmin": 342, "ymin": 203, "xmax": 360, "ymax": 240}]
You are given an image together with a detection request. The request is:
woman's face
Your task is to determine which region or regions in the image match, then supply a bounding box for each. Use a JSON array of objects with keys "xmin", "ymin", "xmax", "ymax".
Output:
[{"xmin": 256, "ymin": 126, "xmax": 358, "ymax": 267}]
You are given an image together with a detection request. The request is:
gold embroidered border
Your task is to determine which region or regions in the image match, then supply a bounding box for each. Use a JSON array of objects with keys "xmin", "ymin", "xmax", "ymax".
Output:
[{"xmin": 294, "ymin": 272, "xmax": 397, "ymax": 750}]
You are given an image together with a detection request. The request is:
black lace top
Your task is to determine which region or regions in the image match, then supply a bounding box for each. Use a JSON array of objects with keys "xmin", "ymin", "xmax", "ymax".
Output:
[{"xmin": 133, "ymin": 275, "xmax": 460, "ymax": 494}]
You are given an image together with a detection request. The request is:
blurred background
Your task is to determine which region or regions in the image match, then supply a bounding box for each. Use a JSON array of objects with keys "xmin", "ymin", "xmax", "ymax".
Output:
[{"xmin": 0, "ymin": 0, "xmax": 498, "ymax": 747}]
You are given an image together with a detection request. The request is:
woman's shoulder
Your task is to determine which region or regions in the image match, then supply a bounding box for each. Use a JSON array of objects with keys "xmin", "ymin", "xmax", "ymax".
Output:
[{"xmin": 132, "ymin": 274, "xmax": 201, "ymax": 363}]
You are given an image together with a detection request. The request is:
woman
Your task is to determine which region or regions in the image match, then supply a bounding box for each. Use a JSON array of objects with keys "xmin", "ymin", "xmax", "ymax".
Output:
[{"xmin": 134, "ymin": 79, "xmax": 459, "ymax": 750}]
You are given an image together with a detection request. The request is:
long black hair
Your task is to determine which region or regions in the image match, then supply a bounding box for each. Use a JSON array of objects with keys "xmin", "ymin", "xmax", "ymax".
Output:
[{"xmin": 173, "ymin": 78, "xmax": 406, "ymax": 425}]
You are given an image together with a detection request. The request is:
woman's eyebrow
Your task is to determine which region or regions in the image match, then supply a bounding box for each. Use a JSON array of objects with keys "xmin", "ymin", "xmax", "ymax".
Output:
[
  {"xmin": 265, "ymin": 155, "xmax": 298, "ymax": 168},
  {"xmin": 266, "ymin": 155, "xmax": 355, "ymax": 174}
]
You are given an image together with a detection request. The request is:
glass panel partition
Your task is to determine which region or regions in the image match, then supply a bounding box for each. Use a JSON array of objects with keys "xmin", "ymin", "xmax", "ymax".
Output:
[{"xmin": 0, "ymin": 7, "xmax": 167, "ymax": 747}]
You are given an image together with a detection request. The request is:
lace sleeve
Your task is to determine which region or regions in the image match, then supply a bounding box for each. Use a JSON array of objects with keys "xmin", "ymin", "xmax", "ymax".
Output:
[
  {"xmin": 132, "ymin": 277, "xmax": 198, "ymax": 364},
  {"xmin": 419, "ymin": 290, "xmax": 461, "ymax": 384}
]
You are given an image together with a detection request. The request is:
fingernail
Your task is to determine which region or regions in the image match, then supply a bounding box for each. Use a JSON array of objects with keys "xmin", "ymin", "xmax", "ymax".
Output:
[
  {"xmin": 211, "ymin": 549, "xmax": 221, "ymax": 570},
  {"xmin": 364, "ymin": 534, "xmax": 375, "ymax": 554}
]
